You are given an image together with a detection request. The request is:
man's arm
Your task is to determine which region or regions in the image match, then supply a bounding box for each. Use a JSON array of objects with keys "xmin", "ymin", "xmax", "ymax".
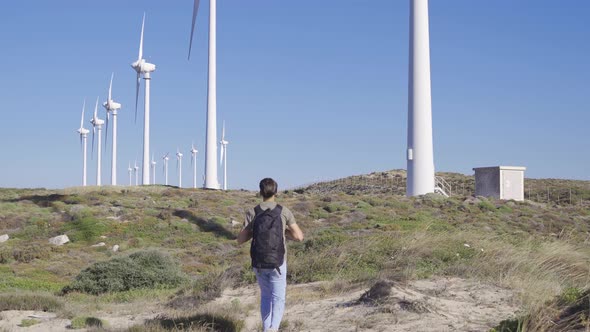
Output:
[
  {"xmin": 286, "ymin": 224, "xmax": 304, "ymax": 242},
  {"xmin": 237, "ymin": 227, "xmax": 252, "ymax": 245}
]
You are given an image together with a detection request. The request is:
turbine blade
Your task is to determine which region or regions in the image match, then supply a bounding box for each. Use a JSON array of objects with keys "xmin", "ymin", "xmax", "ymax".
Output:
[
  {"xmin": 94, "ymin": 97, "xmax": 99, "ymax": 119},
  {"xmin": 135, "ymin": 73, "xmax": 140, "ymax": 123},
  {"xmin": 109, "ymin": 73, "xmax": 114, "ymax": 101},
  {"xmin": 138, "ymin": 13, "xmax": 145, "ymax": 62},
  {"xmin": 188, "ymin": 0, "xmax": 201, "ymax": 60},
  {"xmin": 222, "ymin": 121, "xmax": 225, "ymax": 140},
  {"xmin": 80, "ymin": 99, "xmax": 86, "ymax": 129}
]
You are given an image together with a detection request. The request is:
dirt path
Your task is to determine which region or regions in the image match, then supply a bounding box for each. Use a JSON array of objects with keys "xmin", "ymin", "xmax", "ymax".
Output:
[{"xmin": 0, "ymin": 277, "xmax": 519, "ymax": 331}]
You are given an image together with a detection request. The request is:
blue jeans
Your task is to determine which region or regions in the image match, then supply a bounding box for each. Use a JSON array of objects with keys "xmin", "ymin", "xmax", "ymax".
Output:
[{"xmin": 254, "ymin": 262, "xmax": 287, "ymax": 331}]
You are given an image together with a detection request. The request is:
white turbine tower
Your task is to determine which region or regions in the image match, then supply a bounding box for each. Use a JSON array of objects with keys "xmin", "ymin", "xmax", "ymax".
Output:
[
  {"xmin": 76, "ymin": 100, "xmax": 90, "ymax": 187},
  {"xmin": 151, "ymin": 154, "xmax": 157, "ymax": 185},
  {"xmin": 219, "ymin": 122, "xmax": 229, "ymax": 191},
  {"xmin": 407, "ymin": 0, "xmax": 435, "ymax": 197},
  {"xmin": 189, "ymin": 0, "xmax": 220, "ymax": 190},
  {"xmin": 176, "ymin": 149, "xmax": 183, "ymax": 188},
  {"xmin": 134, "ymin": 161, "xmax": 139, "ymax": 186},
  {"xmin": 162, "ymin": 153, "xmax": 170, "ymax": 186},
  {"xmin": 90, "ymin": 97, "xmax": 104, "ymax": 186},
  {"xmin": 103, "ymin": 74, "xmax": 122, "ymax": 186},
  {"xmin": 128, "ymin": 162, "xmax": 133, "ymax": 186},
  {"xmin": 131, "ymin": 14, "xmax": 157, "ymax": 186},
  {"xmin": 190, "ymin": 143, "xmax": 198, "ymax": 189}
]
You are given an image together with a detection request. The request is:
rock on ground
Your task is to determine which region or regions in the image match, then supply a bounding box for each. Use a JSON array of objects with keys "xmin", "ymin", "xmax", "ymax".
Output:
[{"xmin": 48, "ymin": 235, "xmax": 69, "ymax": 246}]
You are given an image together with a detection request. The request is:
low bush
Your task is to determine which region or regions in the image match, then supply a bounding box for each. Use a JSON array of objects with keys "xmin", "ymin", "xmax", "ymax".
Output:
[
  {"xmin": 70, "ymin": 316, "xmax": 104, "ymax": 329},
  {"xmin": 62, "ymin": 250, "xmax": 186, "ymax": 295},
  {"xmin": 19, "ymin": 319, "xmax": 40, "ymax": 327},
  {"xmin": 12, "ymin": 244, "xmax": 51, "ymax": 263},
  {"xmin": 0, "ymin": 293, "xmax": 64, "ymax": 311},
  {"xmin": 61, "ymin": 215, "xmax": 107, "ymax": 243},
  {"xmin": 140, "ymin": 312, "xmax": 244, "ymax": 332}
]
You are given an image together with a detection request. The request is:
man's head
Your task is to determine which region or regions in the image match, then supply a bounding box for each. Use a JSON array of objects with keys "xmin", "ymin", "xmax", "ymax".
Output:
[{"xmin": 259, "ymin": 178, "xmax": 278, "ymax": 200}]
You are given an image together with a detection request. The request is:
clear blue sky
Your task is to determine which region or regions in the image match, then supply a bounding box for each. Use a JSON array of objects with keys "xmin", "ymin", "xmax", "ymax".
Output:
[{"xmin": 0, "ymin": 1, "xmax": 588, "ymax": 190}]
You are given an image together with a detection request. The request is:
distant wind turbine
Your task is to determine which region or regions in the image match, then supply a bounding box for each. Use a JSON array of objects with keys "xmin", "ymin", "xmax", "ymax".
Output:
[
  {"xmin": 189, "ymin": 0, "xmax": 220, "ymax": 190},
  {"xmin": 103, "ymin": 74, "xmax": 122, "ymax": 185},
  {"xmin": 134, "ymin": 160, "xmax": 139, "ymax": 186},
  {"xmin": 219, "ymin": 121, "xmax": 229, "ymax": 190},
  {"xmin": 176, "ymin": 148, "xmax": 183, "ymax": 188},
  {"xmin": 190, "ymin": 143, "xmax": 198, "ymax": 189},
  {"xmin": 128, "ymin": 162, "xmax": 133, "ymax": 186},
  {"xmin": 76, "ymin": 100, "xmax": 90, "ymax": 187},
  {"xmin": 131, "ymin": 14, "xmax": 157, "ymax": 186},
  {"xmin": 90, "ymin": 97, "xmax": 104, "ymax": 186},
  {"xmin": 162, "ymin": 153, "xmax": 170, "ymax": 186},
  {"xmin": 151, "ymin": 154, "xmax": 157, "ymax": 185}
]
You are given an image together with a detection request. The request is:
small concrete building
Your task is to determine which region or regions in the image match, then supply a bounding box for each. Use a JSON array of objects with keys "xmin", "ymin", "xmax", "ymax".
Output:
[{"xmin": 473, "ymin": 166, "xmax": 526, "ymax": 201}]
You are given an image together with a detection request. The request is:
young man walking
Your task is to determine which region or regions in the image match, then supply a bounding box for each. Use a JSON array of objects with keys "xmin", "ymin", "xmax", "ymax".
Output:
[{"xmin": 237, "ymin": 178, "xmax": 304, "ymax": 332}]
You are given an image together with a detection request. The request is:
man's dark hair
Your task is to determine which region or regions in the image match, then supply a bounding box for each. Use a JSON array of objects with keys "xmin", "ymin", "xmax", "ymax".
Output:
[{"xmin": 259, "ymin": 178, "xmax": 278, "ymax": 199}]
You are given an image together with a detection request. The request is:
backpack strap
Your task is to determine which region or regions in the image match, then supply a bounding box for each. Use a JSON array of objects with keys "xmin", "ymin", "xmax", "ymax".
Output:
[{"xmin": 254, "ymin": 205, "xmax": 264, "ymax": 216}]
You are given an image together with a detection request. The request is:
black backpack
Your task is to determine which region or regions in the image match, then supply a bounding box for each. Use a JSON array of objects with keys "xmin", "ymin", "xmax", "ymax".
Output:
[{"xmin": 250, "ymin": 205, "xmax": 285, "ymax": 273}]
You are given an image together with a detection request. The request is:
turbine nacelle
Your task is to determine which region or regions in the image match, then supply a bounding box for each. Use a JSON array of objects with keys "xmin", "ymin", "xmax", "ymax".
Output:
[
  {"xmin": 131, "ymin": 60, "xmax": 156, "ymax": 74},
  {"xmin": 103, "ymin": 100, "xmax": 122, "ymax": 112},
  {"xmin": 90, "ymin": 117, "xmax": 105, "ymax": 126},
  {"xmin": 77, "ymin": 128, "xmax": 90, "ymax": 135}
]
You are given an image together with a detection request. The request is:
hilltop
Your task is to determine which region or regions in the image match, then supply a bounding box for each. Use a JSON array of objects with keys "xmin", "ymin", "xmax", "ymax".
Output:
[{"xmin": 0, "ymin": 172, "xmax": 589, "ymax": 331}]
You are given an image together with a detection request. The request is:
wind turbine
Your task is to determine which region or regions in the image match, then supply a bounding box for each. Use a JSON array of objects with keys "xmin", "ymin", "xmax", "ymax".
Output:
[
  {"xmin": 134, "ymin": 160, "xmax": 139, "ymax": 186},
  {"xmin": 151, "ymin": 154, "xmax": 157, "ymax": 185},
  {"xmin": 189, "ymin": 0, "xmax": 220, "ymax": 189},
  {"xmin": 190, "ymin": 143, "xmax": 198, "ymax": 189},
  {"xmin": 103, "ymin": 74, "xmax": 122, "ymax": 186},
  {"xmin": 128, "ymin": 162, "xmax": 133, "ymax": 186},
  {"xmin": 219, "ymin": 121, "xmax": 229, "ymax": 190},
  {"xmin": 76, "ymin": 100, "xmax": 90, "ymax": 187},
  {"xmin": 162, "ymin": 153, "xmax": 170, "ymax": 186},
  {"xmin": 90, "ymin": 97, "xmax": 104, "ymax": 186},
  {"xmin": 131, "ymin": 14, "xmax": 156, "ymax": 186},
  {"xmin": 176, "ymin": 148, "xmax": 183, "ymax": 188},
  {"xmin": 406, "ymin": 0, "xmax": 435, "ymax": 196}
]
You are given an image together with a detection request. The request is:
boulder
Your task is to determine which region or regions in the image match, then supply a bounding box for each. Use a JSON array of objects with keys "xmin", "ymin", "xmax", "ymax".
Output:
[
  {"xmin": 49, "ymin": 235, "xmax": 70, "ymax": 246},
  {"xmin": 0, "ymin": 234, "xmax": 9, "ymax": 243},
  {"xmin": 91, "ymin": 242, "xmax": 106, "ymax": 247},
  {"xmin": 112, "ymin": 245, "xmax": 120, "ymax": 252},
  {"xmin": 230, "ymin": 219, "xmax": 241, "ymax": 228}
]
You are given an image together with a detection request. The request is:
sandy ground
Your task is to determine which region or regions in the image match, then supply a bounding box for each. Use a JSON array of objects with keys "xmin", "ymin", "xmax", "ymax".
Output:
[
  {"xmin": 0, "ymin": 277, "xmax": 519, "ymax": 331},
  {"xmin": 214, "ymin": 277, "xmax": 519, "ymax": 332}
]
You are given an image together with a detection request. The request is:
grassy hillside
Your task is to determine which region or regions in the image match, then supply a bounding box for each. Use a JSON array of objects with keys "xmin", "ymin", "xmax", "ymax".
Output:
[{"xmin": 0, "ymin": 172, "xmax": 589, "ymax": 331}]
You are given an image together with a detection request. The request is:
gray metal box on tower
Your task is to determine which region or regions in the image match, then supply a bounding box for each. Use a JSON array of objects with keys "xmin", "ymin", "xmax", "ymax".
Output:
[{"xmin": 473, "ymin": 166, "xmax": 526, "ymax": 201}]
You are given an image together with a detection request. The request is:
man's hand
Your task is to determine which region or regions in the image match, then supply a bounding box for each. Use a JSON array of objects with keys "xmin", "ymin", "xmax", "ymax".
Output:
[{"xmin": 286, "ymin": 224, "xmax": 304, "ymax": 242}]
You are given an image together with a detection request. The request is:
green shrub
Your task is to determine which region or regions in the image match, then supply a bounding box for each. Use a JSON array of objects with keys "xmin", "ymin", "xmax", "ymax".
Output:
[
  {"xmin": 62, "ymin": 216, "xmax": 107, "ymax": 243},
  {"xmin": 20, "ymin": 319, "xmax": 40, "ymax": 327},
  {"xmin": 70, "ymin": 316, "xmax": 104, "ymax": 329},
  {"xmin": 478, "ymin": 199, "xmax": 496, "ymax": 212},
  {"xmin": 62, "ymin": 250, "xmax": 186, "ymax": 295}
]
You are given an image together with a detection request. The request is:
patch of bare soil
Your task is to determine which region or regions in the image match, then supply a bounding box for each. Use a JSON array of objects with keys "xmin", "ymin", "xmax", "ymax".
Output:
[{"xmin": 218, "ymin": 277, "xmax": 519, "ymax": 332}]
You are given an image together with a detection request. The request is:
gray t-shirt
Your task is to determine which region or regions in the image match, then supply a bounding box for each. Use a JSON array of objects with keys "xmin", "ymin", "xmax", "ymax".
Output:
[{"xmin": 244, "ymin": 202, "xmax": 296, "ymax": 256}]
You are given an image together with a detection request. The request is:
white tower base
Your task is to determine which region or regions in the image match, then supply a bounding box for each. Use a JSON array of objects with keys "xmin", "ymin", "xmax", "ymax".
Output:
[{"xmin": 406, "ymin": 0, "xmax": 435, "ymax": 197}]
